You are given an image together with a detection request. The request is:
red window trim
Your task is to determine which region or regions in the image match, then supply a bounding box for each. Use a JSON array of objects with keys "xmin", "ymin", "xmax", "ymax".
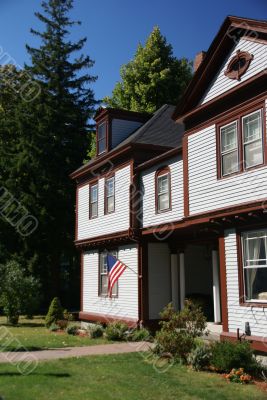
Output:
[
  {"xmin": 104, "ymin": 174, "xmax": 115, "ymax": 215},
  {"xmin": 98, "ymin": 248, "xmax": 119, "ymax": 298},
  {"xmin": 224, "ymin": 50, "xmax": 253, "ymax": 81},
  {"xmin": 216, "ymin": 102, "xmax": 266, "ymax": 180},
  {"xmin": 155, "ymin": 166, "xmax": 172, "ymax": 214},
  {"xmin": 89, "ymin": 181, "xmax": 98, "ymax": 219},
  {"xmin": 236, "ymin": 226, "xmax": 267, "ymax": 308}
]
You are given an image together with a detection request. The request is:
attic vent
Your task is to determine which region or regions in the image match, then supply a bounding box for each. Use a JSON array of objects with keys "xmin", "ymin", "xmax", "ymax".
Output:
[{"xmin": 224, "ymin": 50, "xmax": 253, "ymax": 81}]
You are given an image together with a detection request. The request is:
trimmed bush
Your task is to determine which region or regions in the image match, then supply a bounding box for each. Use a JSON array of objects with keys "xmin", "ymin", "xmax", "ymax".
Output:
[
  {"xmin": 210, "ymin": 340, "xmax": 260, "ymax": 373},
  {"xmin": 188, "ymin": 341, "xmax": 212, "ymax": 371},
  {"xmin": 45, "ymin": 297, "xmax": 64, "ymax": 327},
  {"xmin": 66, "ymin": 325, "xmax": 79, "ymax": 335},
  {"xmin": 88, "ymin": 324, "xmax": 104, "ymax": 339},
  {"xmin": 128, "ymin": 328, "xmax": 150, "ymax": 342},
  {"xmin": 154, "ymin": 301, "xmax": 207, "ymax": 362},
  {"xmin": 105, "ymin": 322, "xmax": 128, "ymax": 341}
]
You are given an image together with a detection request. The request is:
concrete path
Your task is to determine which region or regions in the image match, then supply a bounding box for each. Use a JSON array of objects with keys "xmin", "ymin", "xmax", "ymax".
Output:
[{"xmin": 0, "ymin": 342, "xmax": 152, "ymax": 363}]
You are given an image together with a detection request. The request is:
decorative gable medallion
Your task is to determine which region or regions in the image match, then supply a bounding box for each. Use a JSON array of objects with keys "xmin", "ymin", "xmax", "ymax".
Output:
[{"xmin": 224, "ymin": 50, "xmax": 253, "ymax": 81}]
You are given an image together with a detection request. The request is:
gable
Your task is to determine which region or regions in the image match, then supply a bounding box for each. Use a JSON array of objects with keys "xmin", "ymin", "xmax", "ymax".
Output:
[{"xmin": 200, "ymin": 37, "xmax": 267, "ymax": 105}]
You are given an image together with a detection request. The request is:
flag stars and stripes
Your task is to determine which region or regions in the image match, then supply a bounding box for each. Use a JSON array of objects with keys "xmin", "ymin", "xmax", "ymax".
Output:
[{"xmin": 107, "ymin": 254, "xmax": 127, "ymax": 297}]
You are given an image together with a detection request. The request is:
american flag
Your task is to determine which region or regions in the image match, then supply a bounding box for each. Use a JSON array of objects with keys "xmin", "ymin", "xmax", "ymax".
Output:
[{"xmin": 107, "ymin": 254, "xmax": 127, "ymax": 297}]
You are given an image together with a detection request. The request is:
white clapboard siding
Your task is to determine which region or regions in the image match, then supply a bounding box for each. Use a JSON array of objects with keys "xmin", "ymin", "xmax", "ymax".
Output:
[
  {"xmin": 188, "ymin": 101, "xmax": 267, "ymax": 215},
  {"xmin": 225, "ymin": 229, "xmax": 267, "ymax": 336},
  {"xmin": 201, "ymin": 38, "xmax": 267, "ymax": 104},
  {"xmin": 77, "ymin": 164, "xmax": 131, "ymax": 240},
  {"xmin": 148, "ymin": 243, "xmax": 171, "ymax": 319},
  {"xmin": 82, "ymin": 244, "xmax": 139, "ymax": 320},
  {"xmin": 141, "ymin": 156, "xmax": 184, "ymax": 228},
  {"xmin": 111, "ymin": 119, "xmax": 143, "ymax": 149}
]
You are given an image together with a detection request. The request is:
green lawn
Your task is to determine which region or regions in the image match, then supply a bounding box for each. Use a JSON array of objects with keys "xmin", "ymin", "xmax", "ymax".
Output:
[
  {"xmin": 0, "ymin": 353, "xmax": 265, "ymax": 400},
  {"xmin": 0, "ymin": 316, "xmax": 108, "ymax": 351}
]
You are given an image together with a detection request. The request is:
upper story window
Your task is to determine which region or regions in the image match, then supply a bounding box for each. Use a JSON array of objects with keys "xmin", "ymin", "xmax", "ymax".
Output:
[
  {"xmin": 156, "ymin": 167, "xmax": 171, "ymax": 213},
  {"xmin": 89, "ymin": 183, "xmax": 98, "ymax": 219},
  {"xmin": 224, "ymin": 50, "xmax": 253, "ymax": 81},
  {"xmin": 105, "ymin": 176, "xmax": 115, "ymax": 214},
  {"xmin": 99, "ymin": 250, "xmax": 118, "ymax": 297},
  {"xmin": 97, "ymin": 122, "xmax": 107, "ymax": 155},
  {"xmin": 241, "ymin": 229, "xmax": 267, "ymax": 303},
  {"xmin": 218, "ymin": 108, "xmax": 264, "ymax": 178}
]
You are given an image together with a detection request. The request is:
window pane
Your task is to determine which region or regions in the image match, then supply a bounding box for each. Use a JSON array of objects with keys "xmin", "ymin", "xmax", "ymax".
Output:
[
  {"xmin": 91, "ymin": 202, "xmax": 97, "ymax": 217},
  {"xmin": 222, "ymin": 150, "xmax": 238, "ymax": 175},
  {"xmin": 100, "ymin": 275, "xmax": 108, "ymax": 295},
  {"xmin": 221, "ymin": 123, "xmax": 237, "ymax": 152},
  {"xmin": 106, "ymin": 178, "xmax": 114, "ymax": 197},
  {"xmin": 107, "ymin": 196, "xmax": 114, "ymax": 213},
  {"xmin": 244, "ymin": 267, "xmax": 267, "ymax": 301},
  {"xmin": 243, "ymin": 111, "xmax": 262, "ymax": 143},
  {"xmin": 98, "ymin": 123, "xmax": 106, "ymax": 140},
  {"xmin": 244, "ymin": 139, "xmax": 263, "ymax": 168},
  {"xmin": 158, "ymin": 193, "xmax": 170, "ymax": 211},
  {"xmin": 98, "ymin": 138, "xmax": 106, "ymax": 154},
  {"xmin": 245, "ymin": 233, "xmax": 267, "ymax": 267},
  {"xmin": 91, "ymin": 185, "xmax": 98, "ymax": 202},
  {"xmin": 158, "ymin": 175, "xmax": 168, "ymax": 194}
]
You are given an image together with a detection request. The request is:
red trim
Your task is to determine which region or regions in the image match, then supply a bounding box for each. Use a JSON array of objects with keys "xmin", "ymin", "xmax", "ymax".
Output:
[
  {"xmin": 79, "ymin": 311, "xmax": 138, "ymax": 328},
  {"xmin": 220, "ymin": 331, "xmax": 267, "ymax": 353},
  {"xmin": 183, "ymin": 136, "xmax": 189, "ymax": 217},
  {"xmin": 219, "ymin": 236, "xmax": 228, "ymax": 332}
]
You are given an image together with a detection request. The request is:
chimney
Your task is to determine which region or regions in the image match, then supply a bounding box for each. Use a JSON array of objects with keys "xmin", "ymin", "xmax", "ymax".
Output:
[{"xmin": 194, "ymin": 51, "xmax": 206, "ymax": 72}]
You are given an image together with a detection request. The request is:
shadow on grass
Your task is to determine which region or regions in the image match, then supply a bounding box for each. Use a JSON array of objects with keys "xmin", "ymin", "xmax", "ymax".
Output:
[
  {"xmin": 0, "ymin": 347, "xmax": 45, "ymax": 352},
  {"xmin": 0, "ymin": 323, "xmax": 44, "ymax": 328},
  {"xmin": 0, "ymin": 372, "xmax": 71, "ymax": 378}
]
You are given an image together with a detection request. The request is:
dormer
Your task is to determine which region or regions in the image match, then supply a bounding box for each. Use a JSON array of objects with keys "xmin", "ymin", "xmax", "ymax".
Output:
[{"xmin": 95, "ymin": 107, "xmax": 150, "ymax": 156}]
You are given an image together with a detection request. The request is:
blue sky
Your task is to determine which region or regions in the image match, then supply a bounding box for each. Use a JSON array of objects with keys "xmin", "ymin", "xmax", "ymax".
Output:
[{"xmin": 0, "ymin": 0, "xmax": 266, "ymax": 101}]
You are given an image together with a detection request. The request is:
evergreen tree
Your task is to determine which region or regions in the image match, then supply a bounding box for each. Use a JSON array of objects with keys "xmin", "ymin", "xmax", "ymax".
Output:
[{"xmin": 104, "ymin": 26, "xmax": 192, "ymax": 113}]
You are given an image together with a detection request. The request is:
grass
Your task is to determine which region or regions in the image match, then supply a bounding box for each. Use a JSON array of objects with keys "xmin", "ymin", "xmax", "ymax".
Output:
[
  {"xmin": 0, "ymin": 316, "xmax": 109, "ymax": 351},
  {"xmin": 0, "ymin": 353, "xmax": 265, "ymax": 400}
]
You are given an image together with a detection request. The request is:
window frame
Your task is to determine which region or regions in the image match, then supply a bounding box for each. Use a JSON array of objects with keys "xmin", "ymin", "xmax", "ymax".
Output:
[
  {"xmin": 155, "ymin": 167, "xmax": 172, "ymax": 214},
  {"xmin": 89, "ymin": 182, "xmax": 98, "ymax": 219},
  {"xmin": 104, "ymin": 175, "xmax": 115, "ymax": 215},
  {"xmin": 220, "ymin": 120, "xmax": 239, "ymax": 177},
  {"xmin": 98, "ymin": 249, "xmax": 118, "ymax": 298},
  {"xmin": 242, "ymin": 109, "xmax": 264, "ymax": 170},
  {"xmin": 97, "ymin": 121, "xmax": 107, "ymax": 155},
  {"xmin": 237, "ymin": 227, "xmax": 267, "ymax": 307},
  {"xmin": 217, "ymin": 104, "xmax": 265, "ymax": 179}
]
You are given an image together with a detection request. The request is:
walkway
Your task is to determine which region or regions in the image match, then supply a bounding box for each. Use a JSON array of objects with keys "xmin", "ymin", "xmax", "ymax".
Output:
[{"xmin": 0, "ymin": 341, "xmax": 152, "ymax": 363}]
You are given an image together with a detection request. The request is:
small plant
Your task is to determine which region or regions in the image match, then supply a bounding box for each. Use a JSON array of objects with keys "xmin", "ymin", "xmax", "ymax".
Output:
[
  {"xmin": 57, "ymin": 319, "xmax": 68, "ymax": 330},
  {"xmin": 223, "ymin": 368, "xmax": 252, "ymax": 384},
  {"xmin": 45, "ymin": 297, "xmax": 64, "ymax": 327},
  {"xmin": 154, "ymin": 301, "xmax": 207, "ymax": 362},
  {"xmin": 188, "ymin": 341, "xmax": 212, "ymax": 371},
  {"xmin": 210, "ymin": 340, "xmax": 260, "ymax": 373},
  {"xmin": 49, "ymin": 323, "xmax": 60, "ymax": 332},
  {"xmin": 87, "ymin": 324, "xmax": 104, "ymax": 339},
  {"xmin": 105, "ymin": 322, "xmax": 128, "ymax": 341},
  {"xmin": 128, "ymin": 328, "xmax": 150, "ymax": 342},
  {"xmin": 66, "ymin": 325, "xmax": 79, "ymax": 335}
]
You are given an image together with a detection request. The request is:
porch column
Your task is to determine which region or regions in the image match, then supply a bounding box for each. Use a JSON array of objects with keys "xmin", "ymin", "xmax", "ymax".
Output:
[
  {"xmin": 179, "ymin": 252, "xmax": 185, "ymax": 309},
  {"xmin": 212, "ymin": 249, "xmax": 221, "ymax": 323},
  {"xmin": 171, "ymin": 253, "xmax": 179, "ymax": 310}
]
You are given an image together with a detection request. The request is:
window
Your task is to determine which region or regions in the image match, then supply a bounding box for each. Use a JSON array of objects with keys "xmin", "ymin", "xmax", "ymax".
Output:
[
  {"xmin": 99, "ymin": 250, "xmax": 118, "ymax": 296},
  {"xmin": 241, "ymin": 229, "xmax": 267, "ymax": 303},
  {"xmin": 224, "ymin": 51, "xmax": 253, "ymax": 80},
  {"xmin": 156, "ymin": 168, "xmax": 171, "ymax": 212},
  {"xmin": 220, "ymin": 122, "xmax": 239, "ymax": 176},
  {"xmin": 89, "ymin": 183, "xmax": 98, "ymax": 218},
  {"xmin": 97, "ymin": 122, "xmax": 107, "ymax": 155},
  {"xmin": 218, "ymin": 108, "xmax": 264, "ymax": 178},
  {"xmin": 105, "ymin": 176, "xmax": 115, "ymax": 214},
  {"xmin": 242, "ymin": 110, "xmax": 263, "ymax": 169}
]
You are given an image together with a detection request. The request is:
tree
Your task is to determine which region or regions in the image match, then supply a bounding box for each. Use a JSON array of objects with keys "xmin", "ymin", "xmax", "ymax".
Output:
[
  {"xmin": 104, "ymin": 26, "xmax": 192, "ymax": 113},
  {"xmin": 0, "ymin": 0, "xmax": 97, "ymax": 307},
  {"xmin": 45, "ymin": 297, "xmax": 64, "ymax": 327},
  {"xmin": 0, "ymin": 260, "xmax": 40, "ymax": 324}
]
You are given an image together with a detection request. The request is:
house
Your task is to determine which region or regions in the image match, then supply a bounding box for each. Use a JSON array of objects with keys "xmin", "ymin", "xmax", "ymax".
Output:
[{"xmin": 70, "ymin": 16, "xmax": 267, "ymax": 352}]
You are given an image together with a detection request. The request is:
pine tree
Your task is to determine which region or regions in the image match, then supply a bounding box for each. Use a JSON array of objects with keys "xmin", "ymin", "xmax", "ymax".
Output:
[{"xmin": 104, "ymin": 26, "xmax": 192, "ymax": 113}]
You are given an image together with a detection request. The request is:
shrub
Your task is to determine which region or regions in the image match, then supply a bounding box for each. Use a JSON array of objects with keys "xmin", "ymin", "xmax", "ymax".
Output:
[
  {"xmin": 154, "ymin": 301, "xmax": 207, "ymax": 362},
  {"xmin": 210, "ymin": 340, "xmax": 260, "ymax": 373},
  {"xmin": 0, "ymin": 260, "xmax": 40, "ymax": 324},
  {"xmin": 87, "ymin": 324, "xmax": 104, "ymax": 339},
  {"xmin": 223, "ymin": 368, "xmax": 252, "ymax": 384},
  {"xmin": 57, "ymin": 319, "xmax": 68, "ymax": 330},
  {"xmin": 49, "ymin": 323, "xmax": 60, "ymax": 332},
  {"xmin": 45, "ymin": 297, "xmax": 64, "ymax": 327},
  {"xmin": 66, "ymin": 325, "xmax": 79, "ymax": 335},
  {"xmin": 128, "ymin": 328, "xmax": 150, "ymax": 342},
  {"xmin": 105, "ymin": 322, "xmax": 128, "ymax": 341},
  {"xmin": 188, "ymin": 341, "xmax": 212, "ymax": 371}
]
